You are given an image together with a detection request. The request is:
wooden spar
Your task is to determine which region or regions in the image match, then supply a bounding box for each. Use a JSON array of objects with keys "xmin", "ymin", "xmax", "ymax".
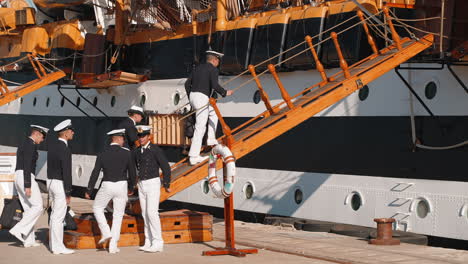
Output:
[
  {"xmin": 331, "ymin": 32, "xmax": 351, "ymax": 79},
  {"xmin": 209, "ymin": 98, "xmax": 234, "ymax": 146},
  {"xmin": 383, "ymin": 6, "xmax": 402, "ymax": 51},
  {"xmin": 27, "ymin": 53, "xmax": 43, "ymax": 79},
  {"xmin": 268, "ymin": 64, "xmax": 294, "ymax": 109},
  {"xmin": 248, "ymin": 65, "xmax": 276, "ymax": 115},
  {"xmin": 305, "ymin": 35, "xmax": 328, "ymax": 83},
  {"xmin": 357, "ymin": 11, "xmax": 379, "ymax": 55}
]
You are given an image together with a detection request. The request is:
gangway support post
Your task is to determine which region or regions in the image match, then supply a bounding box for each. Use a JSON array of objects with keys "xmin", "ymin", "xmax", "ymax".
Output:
[
  {"xmin": 27, "ymin": 53, "xmax": 44, "ymax": 79},
  {"xmin": 203, "ymin": 99, "xmax": 258, "ymax": 258},
  {"xmin": 383, "ymin": 6, "xmax": 402, "ymax": 51},
  {"xmin": 0, "ymin": 77, "xmax": 9, "ymax": 95},
  {"xmin": 357, "ymin": 11, "xmax": 379, "ymax": 55},
  {"xmin": 331, "ymin": 32, "xmax": 351, "ymax": 79},
  {"xmin": 268, "ymin": 64, "xmax": 294, "ymax": 109},
  {"xmin": 305, "ymin": 36, "xmax": 328, "ymax": 84},
  {"xmin": 248, "ymin": 65, "xmax": 276, "ymax": 115},
  {"xmin": 209, "ymin": 98, "xmax": 234, "ymax": 147}
]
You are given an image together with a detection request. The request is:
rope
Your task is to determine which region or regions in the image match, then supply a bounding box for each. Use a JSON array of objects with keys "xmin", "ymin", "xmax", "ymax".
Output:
[
  {"xmin": 1, "ymin": 78, "xmax": 22, "ymax": 86},
  {"xmin": 153, "ymin": 10, "xmax": 385, "ymax": 135}
]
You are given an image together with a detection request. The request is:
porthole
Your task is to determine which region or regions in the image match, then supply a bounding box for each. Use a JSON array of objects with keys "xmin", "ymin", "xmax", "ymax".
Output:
[
  {"xmin": 46, "ymin": 97, "xmax": 50, "ymax": 107},
  {"xmin": 76, "ymin": 165, "xmax": 83, "ymax": 178},
  {"xmin": 253, "ymin": 90, "xmax": 261, "ymax": 104},
  {"xmin": 202, "ymin": 180, "xmax": 209, "ymax": 194},
  {"xmin": 416, "ymin": 199, "xmax": 429, "ymax": 219},
  {"xmin": 33, "ymin": 97, "xmax": 37, "ymax": 106},
  {"xmin": 93, "ymin": 97, "xmax": 98, "ymax": 106},
  {"xmin": 243, "ymin": 182, "xmax": 255, "ymax": 199},
  {"xmin": 173, "ymin": 92, "xmax": 180, "ymax": 106},
  {"xmin": 425, "ymin": 81, "xmax": 437, "ymax": 100},
  {"xmin": 110, "ymin": 96, "xmax": 116, "ymax": 107},
  {"xmin": 294, "ymin": 188, "xmax": 303, "ymax": 204},
  {"xmin": 358, "ymin": 85, "xmax": 369, "ymax": 101},
  {"xmin": 140, "ymin": 94, "xmax": 146, "ymax": 106},
  {"xmin": 351, "ymin": 193, "xmax": 362, "ymax": 211},
  {"xmin": 76, "ymin": 97, "xmax": 81, "ymax": 107},
  {"xmin": 60, "ymin": 97, "xmax": 65, "ymax": 107},
  {"xmin": 20, "ymin": 98, "xmax": 24, "ymax": 104}
]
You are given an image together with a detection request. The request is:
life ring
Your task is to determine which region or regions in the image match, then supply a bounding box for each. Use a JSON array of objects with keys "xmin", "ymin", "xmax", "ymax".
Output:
[{"xmin": 207, "ymin": 144, "xmax": 236, "ymax": 198}]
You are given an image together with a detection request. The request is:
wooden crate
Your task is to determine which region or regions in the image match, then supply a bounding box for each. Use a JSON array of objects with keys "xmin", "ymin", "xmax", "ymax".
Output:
[
  {"xmin": 74, "ymin": 210, "xmax": 212, "ymax": 235},
  {"xmin": 64, "ymin": 229, "xmax": 212, "ymax": 249}
]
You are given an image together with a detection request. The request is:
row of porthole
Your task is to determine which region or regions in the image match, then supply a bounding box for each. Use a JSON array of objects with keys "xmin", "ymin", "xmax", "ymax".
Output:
[
  {"xmin": 201, "ymin": 181, "xmax": 432, "ymax": 220},
  {"xmin": 251, "ymin": 81, "xmax": 438, "ymax": 104},
  {"xmin": 20, "ymin": 93, "xmax": 182, "ymax": 108}
]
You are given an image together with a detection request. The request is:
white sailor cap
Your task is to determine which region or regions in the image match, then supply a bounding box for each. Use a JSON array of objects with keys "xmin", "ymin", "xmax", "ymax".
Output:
[
  {"xmin": 127, "ymin": 105, "xmax": 144, "ymax": 116},
  {"xmin": 206, "ymin": 50, "xmax": 224, "ymax": 59},
  {"xmin": 107, "ymin": 128, "xmax": 126, "ymax": 137},
  {"xmin": 54, "ymin": 119, "xmax": 74, "ymax": 132},
  {"xmin": 30, "ymin": 125, "xmax": 49, "ymax": 136},
  {"xmin": 136, "ymin": 125, "xmax": 151, "ymax": 136}
]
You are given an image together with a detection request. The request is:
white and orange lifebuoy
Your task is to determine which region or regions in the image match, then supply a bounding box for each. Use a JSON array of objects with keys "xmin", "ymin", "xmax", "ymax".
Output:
[{"xmin": 207, "ymin": 144, "xmax": 236, "ymax": 198}]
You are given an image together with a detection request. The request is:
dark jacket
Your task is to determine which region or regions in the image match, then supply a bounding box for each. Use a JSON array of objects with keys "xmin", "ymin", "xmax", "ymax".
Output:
[
  {"xmin": 184, "ymin": 63, "xmax": 227, "ymax": 98},
  {"xmin": 15, "ymin": 137, "xmax": 38, "ymax": 189},
  {"xmin": 134, "ymin": 143, "xmax": 171, "ymax": 189},
  {"xmin": 87, "ymin": 144, "xmax": 137, "ymax": 193},
  {"xmin": 117, "ymin": 117, "xmax": 138, "ymax": 150},
  {"xmin": 47, "ymin": 139, "xmax": 72, "ymax": 196}
]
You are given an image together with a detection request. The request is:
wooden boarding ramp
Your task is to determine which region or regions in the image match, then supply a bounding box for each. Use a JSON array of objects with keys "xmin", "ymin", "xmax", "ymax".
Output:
[
  {"xmin": 160, "ymin": 14, "xmax": 434, "ymax": 204},
  {"xmin": 0, "ymin": 54, "xmax": 65, "ymax": 107},
  {"xmin": 152, "ymin": 7, "xmax": 434, "ymax": 257}
]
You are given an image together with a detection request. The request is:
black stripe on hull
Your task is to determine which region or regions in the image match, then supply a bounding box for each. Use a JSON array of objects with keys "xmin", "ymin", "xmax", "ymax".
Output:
[{"xmin": 0, "ymin": 114, "xmax": 466, "ymax": 181}]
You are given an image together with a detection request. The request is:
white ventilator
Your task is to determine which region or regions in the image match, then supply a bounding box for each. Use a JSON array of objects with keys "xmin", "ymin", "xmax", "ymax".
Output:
[{"xmin": 207, "ymin": 144, "xmax": 236, "ymax": 198}]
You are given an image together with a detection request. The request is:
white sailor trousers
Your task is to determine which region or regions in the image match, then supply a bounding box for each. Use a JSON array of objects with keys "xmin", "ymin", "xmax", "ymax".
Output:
[
  {"xmin": 138, "ymin": 178, "xmax": 163, "ymax": 246},
  {"xmin": 47, "ymin": 179, "xmax": 68, "ymax": 253},
  {"xmin": 10, "ymin": 170, "xmax": 43, "ymax": 245},
  {"xmin": 93, "ymin": 181, "xmax": 128, "ymax": 247},
  {"xmin": 189, "ymin": 92, "xmax": 219, "ymax": 157}
]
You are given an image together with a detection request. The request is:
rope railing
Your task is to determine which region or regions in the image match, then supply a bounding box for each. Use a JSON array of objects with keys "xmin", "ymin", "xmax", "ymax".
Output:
[{"xmin": 150, "ymin": 9, "xmax": 388, "ymax": 136}]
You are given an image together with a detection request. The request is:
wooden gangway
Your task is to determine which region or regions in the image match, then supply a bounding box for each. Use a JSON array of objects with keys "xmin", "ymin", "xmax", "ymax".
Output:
[{"xmin": 159, "ymin": 9, "xmax": 434, "ymax": 203}]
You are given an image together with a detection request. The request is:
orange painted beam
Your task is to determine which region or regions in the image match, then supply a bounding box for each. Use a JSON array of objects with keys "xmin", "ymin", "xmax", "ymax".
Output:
[{"xmin": 0, "ymin": 71, "xmax": 65, "ymax": 106}]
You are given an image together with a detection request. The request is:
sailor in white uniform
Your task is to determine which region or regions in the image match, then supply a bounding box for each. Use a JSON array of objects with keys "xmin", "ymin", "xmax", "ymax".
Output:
[
  {"xmin": 47, "ymin": 119, "xmax": 75, "ymax": 255},
  {"xmin": 9, "ymin": 125, "xmax": 48, "ymax": 247},
  {"xmin": 133, "ymin": 125, "xmax": 171, "ymax": 252},
  {"xmin": 85, "ymin": 129, "xmax": 136, "ymax": 253},
  {"xmin": 184, "ymin": 50, "xmax": 234, "ymax": 165}
]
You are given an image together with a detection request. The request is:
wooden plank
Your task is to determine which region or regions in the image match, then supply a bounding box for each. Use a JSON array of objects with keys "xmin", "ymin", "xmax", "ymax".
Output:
[
  {"xmin": 74, "ymin": 210, "xmax": 212, "ymax": 234},
  {"xmin": 64, "ymin": 229, "xmax": 212, "ymax": 249}
]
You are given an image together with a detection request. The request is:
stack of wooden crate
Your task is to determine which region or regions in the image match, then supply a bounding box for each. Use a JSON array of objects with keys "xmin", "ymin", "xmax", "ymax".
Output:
[{"xmin": 64, "ymin": 209, "xmax": 213, "ymax": 249}]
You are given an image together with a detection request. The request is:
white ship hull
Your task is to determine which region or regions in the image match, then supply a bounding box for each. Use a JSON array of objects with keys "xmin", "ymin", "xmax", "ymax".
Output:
[{"xmin": 0, "ymin": 65, "xmax": 467, "ymax": 240}]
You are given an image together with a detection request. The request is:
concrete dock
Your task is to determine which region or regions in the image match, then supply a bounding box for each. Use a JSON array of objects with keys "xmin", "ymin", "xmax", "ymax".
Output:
[{"xmin": 1, "ymin": 198, "xmax": 468, "ymax": 264}]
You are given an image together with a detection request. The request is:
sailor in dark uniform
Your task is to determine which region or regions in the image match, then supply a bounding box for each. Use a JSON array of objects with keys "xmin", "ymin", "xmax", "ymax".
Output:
[
  {"xmin": 184, "ymin": 50, "xmax": 233, "ymax": 165},
  {"xmin": 117, "ymin": 105, "xmax": 144, "ymax": 150},
  {"xmin": 47, "ymin": 119, "xmax": 75, "ymax": 255},
  {"xmin": 9, "ymin": 125, "xmax": 48, "ymax": 247},
  {"xmin": 85, "ymin": 128, "xmax": 136, "ymax": 254},
  {"xmin": 134, "ymin": 125, "xmax": 171, "ymax": 252}
]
